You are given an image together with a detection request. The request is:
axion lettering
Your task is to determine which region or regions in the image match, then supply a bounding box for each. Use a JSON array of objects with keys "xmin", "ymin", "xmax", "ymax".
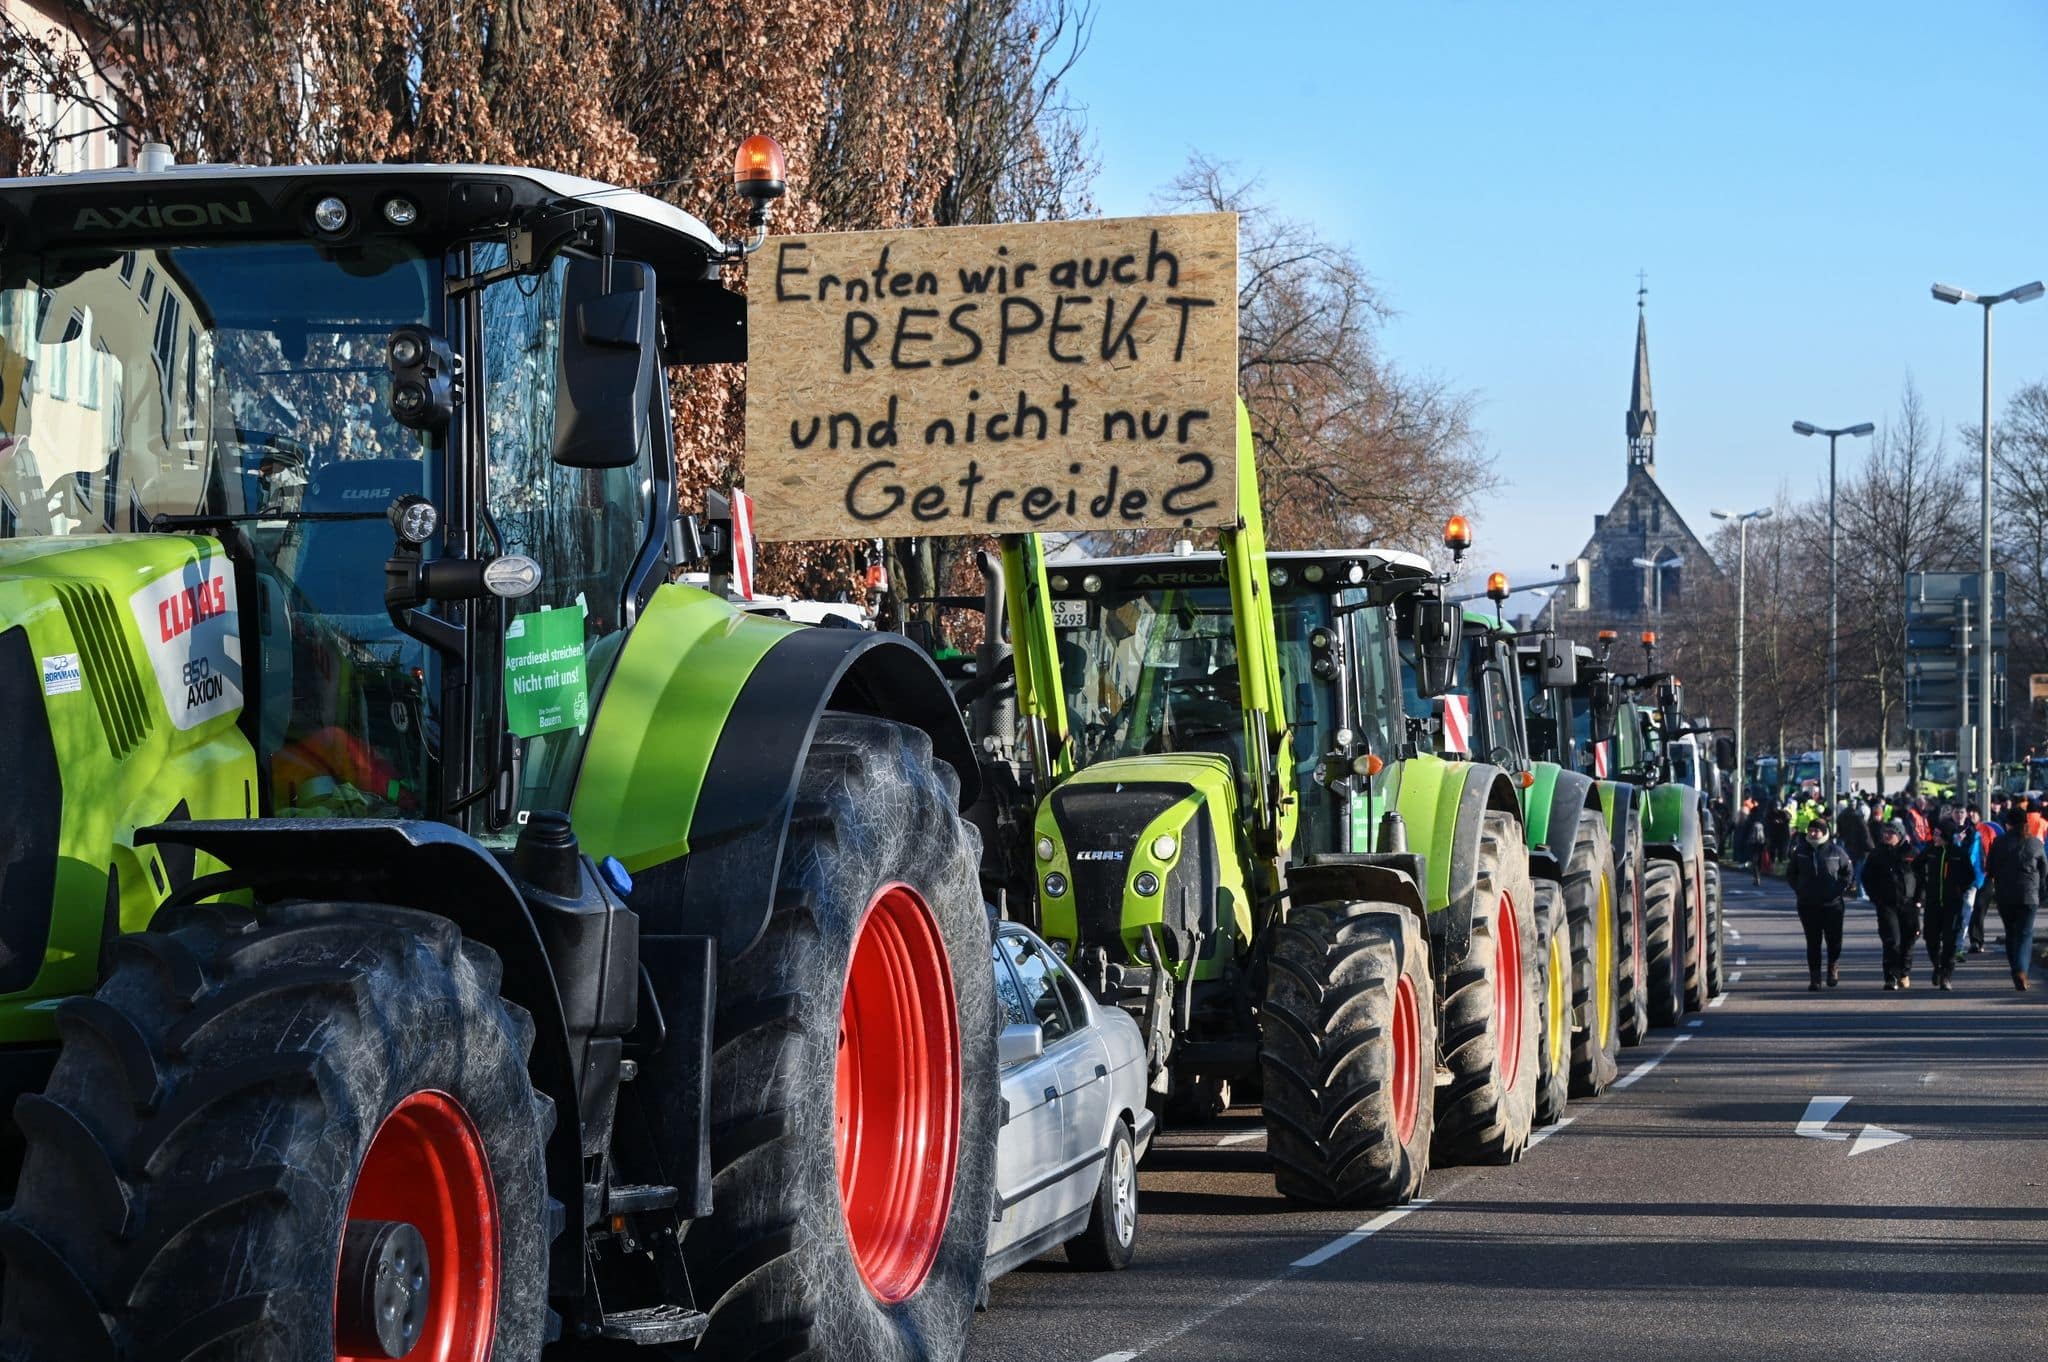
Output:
[{"xmin": 72, "ymin": 201, "xmax": 256, "ymax": 232}]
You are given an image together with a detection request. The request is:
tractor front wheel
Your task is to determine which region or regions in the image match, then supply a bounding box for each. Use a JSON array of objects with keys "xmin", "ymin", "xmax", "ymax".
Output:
[
  {"xmin": 1566, "ymin": 812, "xmax": 1621, "ymax": 1096},
  {"xmin": 677, "ymin": 714, "xmax": 996, "ymax": 1362},
  {"xmin": 1644, "ymin": 859, "xmax": 1688, "ymax": 1027},
  {"xmin": 1615, "ymin": 816, "xmax": 1651, "ymax": 1047},
  {"xmin": 0, "ymin": 902, "xmax": 552, "ymax": 1360},
  {"xmin": 1533, "ymin": 882, "xmax": 1571, "ymax": 1128},
  {"xmin": 1432, "ymin": 811, "xmax": 1540, "ymax": 1165},
  {"xmin": 1705, "ymin": 860, "xmax": 1726, "ymax": 997},
  {"xmin": 1261, "ymin": 901, "xmax": 1435, "ymax": 1207}
]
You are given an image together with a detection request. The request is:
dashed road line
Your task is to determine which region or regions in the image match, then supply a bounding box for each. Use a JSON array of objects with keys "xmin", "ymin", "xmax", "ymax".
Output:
[
  {"xmin": 1525, "ymin": 1116, "xmax": 1576, "ymax": 1150},
  {"xmin": 1291, "ymin": 1200, "xmax": 1435, "ymax": 1269},
  {"xmin": 1217, "ymin": 1131, "xmax": 1263, "ymax": 1147},
  {"xmin": 1708, "ymin": 993, "xmax": 1728, "ymax": 1008},
  {"xmin": 1614, "ymin": 1032, "xmax": 1693, "ymax": 1088},
  {"xmin": 1687, "ymin": 1018, "xmax": 1704, "ymax": 1027}
]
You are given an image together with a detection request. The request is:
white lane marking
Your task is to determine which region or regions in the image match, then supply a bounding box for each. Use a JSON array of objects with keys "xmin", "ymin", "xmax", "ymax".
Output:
[
  {"xmin": 1614, "ymin": 1032, "xmax": 1692, "ymax": 1088},
  {"xmin": 1525, "ymin": 1116, "xmax": 1576, "ymax": 1150},
  {"xmin": 1729, "ymin": 971, "xmax": 1744, "ymax": 983},
  {"xmin": 1687, "ymin": 1019, "xmax": 1704, "ymax": 1028},
  {"xmin": 1291, "ymin": 1200, "xmax": 1433, "ymax": 1269},
  {"xmin": 1736, "ymin": 957, "xmax": 1749, "ymax": 965},
  {"xmin": 1729, "ymin": 929, "xmax": 1744, "ymax": 941},
  {"xmin": 1091, "ymin": 1353, "xmax": 1139, "ymax": 1362},
  {"xmin": 1217, "ymin": 1131, "xmax": 1263, "ymax": 1147},
  {"xmin": 1708, "ymin": 994, "xmax": 1728, "ymax": 1008},
  {"xmin": 1920, "ymin": 1073, "xmax": 1939, "ymax": 1085},
  {"xmin": 1796, "ymin": 1095, "xmax": 1852, "ymax": 1140},
  {"xmin": 1850, "ymin": 1124, "xmax": 1911, "ymax": 1156}
]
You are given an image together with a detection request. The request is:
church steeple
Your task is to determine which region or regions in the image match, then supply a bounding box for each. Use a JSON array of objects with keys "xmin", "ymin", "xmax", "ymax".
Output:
[{"xmin": 1627, "ymin": 275, "xmax": 1656, "ymax": 478}]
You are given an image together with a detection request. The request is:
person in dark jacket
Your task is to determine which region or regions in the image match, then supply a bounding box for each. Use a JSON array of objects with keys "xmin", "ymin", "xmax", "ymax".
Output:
[
  {"xmin": 1914, "ymin": 820, "xmax": 1979, "ymax": 991},
  {"xmin": 1864, "ymin": 820, "xmax": 1919, "ymax": 990},
  {"xmin": 1987, "ymin": 821, "xmax": 2047, "ymax": 990},
  {"xmin": 1837, "ymin": 801, "xmax": 1874, "ymax": 897},
  {"xmin": 1788, "ymin": 819, "xmax": 1856, "ymax": 989}
]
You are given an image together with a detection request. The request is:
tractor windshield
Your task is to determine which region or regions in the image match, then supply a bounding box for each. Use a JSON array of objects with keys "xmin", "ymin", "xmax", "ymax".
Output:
[
  {"xmin": 1055, "ymin": 585, "xmax": 1240, "ymax": 767},
  {"xmin": 1, "ymin": 240, "xmax": 444, "ymax": 816}
]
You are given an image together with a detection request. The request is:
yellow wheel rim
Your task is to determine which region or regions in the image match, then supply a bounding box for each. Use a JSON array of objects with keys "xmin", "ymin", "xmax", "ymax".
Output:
[
  {"xmin": 1595, "ymin": 872, "xmax": 1615, "ymax": 1045},
  {"xmin": 1547, "ymin": 929, "xmax": 1568, "ymax": 1074}
]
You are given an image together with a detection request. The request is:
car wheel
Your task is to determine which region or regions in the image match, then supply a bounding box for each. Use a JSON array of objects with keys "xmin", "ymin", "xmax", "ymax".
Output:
[{"xmin": 1066, "ymin": 1118, "xmax": 1138, "ymax": 1271}]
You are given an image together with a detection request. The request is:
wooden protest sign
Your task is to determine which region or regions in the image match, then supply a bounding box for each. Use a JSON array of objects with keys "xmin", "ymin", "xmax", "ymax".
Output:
[{"xmin": 743, "ymin": 212, "xmax": 1238, "ymax": 541}]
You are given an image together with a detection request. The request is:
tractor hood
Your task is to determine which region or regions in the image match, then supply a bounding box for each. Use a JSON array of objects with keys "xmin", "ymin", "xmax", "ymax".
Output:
[{"xmin": 1033, "ymin": 753, "xmax": 1251, "ymax": 978}]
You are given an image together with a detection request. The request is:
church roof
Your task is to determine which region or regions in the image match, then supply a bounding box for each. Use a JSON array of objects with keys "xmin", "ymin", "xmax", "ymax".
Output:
[{"xmin": 1627, "ymin": 308, "xmax": 1655, "ymax": 446}]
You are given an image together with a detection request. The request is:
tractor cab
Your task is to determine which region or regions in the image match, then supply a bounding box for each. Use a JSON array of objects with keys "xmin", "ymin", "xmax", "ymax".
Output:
[{"xmin": 1399, "ymin": 604, "xmax": 1531, "ymax": 773}]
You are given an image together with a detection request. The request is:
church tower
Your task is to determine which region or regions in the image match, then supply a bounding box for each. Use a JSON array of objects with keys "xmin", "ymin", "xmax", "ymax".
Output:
[{"xmin": 1627, "ymin": 278, "xmax": 1656, "ymax": 477}]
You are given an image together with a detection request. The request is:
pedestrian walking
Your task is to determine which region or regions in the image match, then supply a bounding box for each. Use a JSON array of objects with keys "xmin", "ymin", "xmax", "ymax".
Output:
[
  {"xmin": 1864, "ymin": 821, "xmax": 1919, "ymax": 989},
  {"xmin": 1837, "ymin": 800, "xmax": 1873, "ymax": 899},
  {"xmin": 1788, "ymin": 818, "xmax": 1855, "ymax": 990},
  {"xmin": 1914, "ymin": 820, "xmax": 1978, "ymax": 991},
  {"xmin": 1957, "ymin": 805, "xmax": 1993, "ymax": 961},
  {"xmin": 1969, "ymin": 807, "xmax": 2000, "ymax": 954},
  {"xmin": 1987, "ymin": 817, "xmax": 2046, "ymax": 991}
]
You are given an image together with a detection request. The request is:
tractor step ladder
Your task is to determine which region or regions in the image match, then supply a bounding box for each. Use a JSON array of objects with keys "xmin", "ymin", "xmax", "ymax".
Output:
[{"xmin": 598, "ymin": 1304, "xmax": 710, "ymax": 1344}]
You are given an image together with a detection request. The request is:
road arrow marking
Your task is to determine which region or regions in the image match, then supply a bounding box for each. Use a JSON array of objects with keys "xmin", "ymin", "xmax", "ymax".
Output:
[
  {"xmin": 1796, "ymin": 1095, "xmax": 1853, "ymax": 1139},
  {"xmin": 1850, "ymin": 1124, "xmax": 1911, "ymax": 1156}
]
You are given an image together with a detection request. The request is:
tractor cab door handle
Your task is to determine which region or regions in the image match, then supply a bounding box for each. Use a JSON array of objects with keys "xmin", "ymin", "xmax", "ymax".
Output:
[{"xmin": 1044, "ymin": 1085, "xmax": 1060, "ymax": 1104}]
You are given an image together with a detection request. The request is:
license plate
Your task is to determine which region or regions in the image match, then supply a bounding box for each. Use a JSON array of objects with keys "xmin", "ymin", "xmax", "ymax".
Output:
[{"xmin": 1051, "ymin": 599, "xmax": 1090, "ymax": 630}]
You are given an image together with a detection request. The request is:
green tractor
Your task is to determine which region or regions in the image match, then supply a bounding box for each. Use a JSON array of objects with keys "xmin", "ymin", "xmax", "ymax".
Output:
[
  {"xmin": 1599, "ymin": 633, "xmax": 1723, "ymax": 1018},
  {"xmin": 1517, "ymin": 635, "xmax": 1652, "ymax": 1048},
  {"xmin": 1395, "ymin": 585, "xmax": 1620, "ymax": 1126},
  {"xmin": 0, "ymin": 153, "xmax": 1002, "ymax": 1358},
  {"xmin": 1007, "ymin": 438, "xmax": 1539, "ymax": 1206}
]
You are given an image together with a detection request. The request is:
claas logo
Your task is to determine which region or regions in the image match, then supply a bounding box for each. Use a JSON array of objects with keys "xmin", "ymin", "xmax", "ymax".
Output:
[{"xmin": 158, "ymin": 575, "xmax": 230, "ymax": 643}]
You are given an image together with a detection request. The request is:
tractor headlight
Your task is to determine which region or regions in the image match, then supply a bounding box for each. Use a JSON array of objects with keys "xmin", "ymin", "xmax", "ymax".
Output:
[
  {"xmin": 1050, "ymin": 938, "xmax": 1070, "ymax": 959},
  {"xmin": 1037, "ymin": 835, "xmax": 1057, "ymax": 862},
  {"xmin": 1133, "ymin": 871, "xmax": 1160, "ymax": 897},
  {"xmin": 1150, "ymin": 833, "xmax": 1178, "ymax": 861},
  {"xmin": 1043, "ymin": 872, "xmax": 1068, "ymax": 898},
  {"xmin": 383, "ymin": 196, "xmax": 419, "ymax": 227},
  {"xmin": 312, "ymin": 195, "xmax": 350, "ymax": 233}
]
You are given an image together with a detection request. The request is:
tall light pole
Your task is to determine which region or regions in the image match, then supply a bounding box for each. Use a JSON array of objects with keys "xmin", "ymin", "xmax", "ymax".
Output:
[
  {"xmin": 1932, "ymin": 279, "xmax": 2044, "ymax": 812},
  {"xmin": 1630, "ymin": 555, "xmax": 1682, "ymax": 614},
  {"xmin": 1712, "ymin": 506, "xmax": 1773, "ymax": 805},
  {"xmin": 1792, "ymin": 421, "xmax": 1874, "ymax": 812}
]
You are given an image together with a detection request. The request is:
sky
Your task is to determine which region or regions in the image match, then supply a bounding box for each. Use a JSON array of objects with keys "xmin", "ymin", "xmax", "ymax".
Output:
[{"xmin": 1064, "ymin": 0, "xmax": 2048, "ymax": 607}]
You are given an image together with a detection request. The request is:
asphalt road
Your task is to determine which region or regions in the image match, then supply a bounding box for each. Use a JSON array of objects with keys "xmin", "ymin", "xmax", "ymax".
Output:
[{"xmin": 966, "ymin": 872, "xmax": 2048, "ymax": 1362}]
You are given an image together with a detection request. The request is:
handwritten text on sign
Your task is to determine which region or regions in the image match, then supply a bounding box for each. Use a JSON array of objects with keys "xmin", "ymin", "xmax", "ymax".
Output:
[{"xmin": 744, "ymin": 213, "xmax": 1238, "ymax": 541}]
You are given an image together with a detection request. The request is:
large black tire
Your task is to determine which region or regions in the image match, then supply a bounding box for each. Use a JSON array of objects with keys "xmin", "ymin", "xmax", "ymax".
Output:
[
  {"xmin": 1705, "ymin": 860, "xmax": 1726, "ymax": 997},
  {"xmin": 1682, "ymin": 856, "xmax": 1710, "ymax": 1013},
  {"xmin": 0, "ymin": 902, "xmax": 551, "ymax": 1360},
  {"xmin": 1262, "ymin": 901, "xmax": 1436, "ymax": 1207},
  {"xmin": 1532, "ymin": 881, "xmax": 1570, "ymax": 1128},
  {"xmin": 1432, "ymin": 811, "xmax": 1540, "ymax": 1166},
  {"xmin": 1565, "ymin": 812, "xmax": 1621, "ymax": 1097},
  {"xmin": 1615, "ymin": 814, "xmax": 1651, "ymax": 1047},
  {"xmin": 678, "ymin": 714, "xmax": 997, "ymax": 1362},
  {"xmin": 1644, "ymin": 858, "xmax": 1688, "ymax": 1027}
]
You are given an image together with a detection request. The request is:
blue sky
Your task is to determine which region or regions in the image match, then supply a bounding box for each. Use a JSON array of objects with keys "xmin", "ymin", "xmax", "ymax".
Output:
[{"xmin": 1066, "ymin": 0, "xmax": 2048, "ymax": 598}]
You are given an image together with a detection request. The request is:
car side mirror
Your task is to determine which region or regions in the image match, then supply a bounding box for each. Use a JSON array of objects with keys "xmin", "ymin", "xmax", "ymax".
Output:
[
  {"xmin": 553, "ymin": 257, "xmax": 657, "ymax": 469},
  {"xmin": 997, "ymin": 1022, "xmax": 1044, "ymax": 1066},
  {"xmin": 1412, "ymin": 595, "xmax": 1460, "ymax": 698}
]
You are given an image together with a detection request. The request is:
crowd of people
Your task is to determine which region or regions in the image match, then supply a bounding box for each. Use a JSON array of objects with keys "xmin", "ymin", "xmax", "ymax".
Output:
[{"xmin": 1734, "ymin": 789, "xmax": 2044, "ymax": 993}]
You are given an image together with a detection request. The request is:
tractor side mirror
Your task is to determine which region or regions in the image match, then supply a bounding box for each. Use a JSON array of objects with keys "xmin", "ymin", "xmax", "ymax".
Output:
[
  {"xmin": 1412, "ymin": 595, "xmax": 1460, "ymax": 698},
  {"xmin": 1541, "ymin": 638, "xmax": 1578, "ymax": 689},
  {"xmin": 553, "ymin": 257, "xmax": 657, "ymax": 469}
]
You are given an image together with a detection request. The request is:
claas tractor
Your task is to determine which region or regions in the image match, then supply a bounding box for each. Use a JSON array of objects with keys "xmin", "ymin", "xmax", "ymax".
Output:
[
  {"xmin": 1596, "ymin": 630, "xmax": 1721, "ymax": 1018},
  {"xmin": 1393, "ymin": 565, "xmax": 1619, "ymax": 1128},
  {"xmin": 1004, "ymin": 442, "xmax": 1541, "ymax": 1207},
  {"xmin": 1516, "ymin": 635, "xmax": 1652, "ymax": 1049},
  {"xmin": 0, "ymin": 148, "xmax": 999, "ymax": 1360}
]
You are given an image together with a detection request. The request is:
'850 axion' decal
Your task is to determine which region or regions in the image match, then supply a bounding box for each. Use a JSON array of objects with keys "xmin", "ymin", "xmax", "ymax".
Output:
[{"xmin": 129, "ymin": 561, "xmax": 244, "ymax": 730}]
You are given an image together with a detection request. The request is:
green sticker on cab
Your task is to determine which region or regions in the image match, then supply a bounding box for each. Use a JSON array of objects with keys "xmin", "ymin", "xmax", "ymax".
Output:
[{"xmin": 505, "ymin": 605, "xmax": 589, "ymax": 738}]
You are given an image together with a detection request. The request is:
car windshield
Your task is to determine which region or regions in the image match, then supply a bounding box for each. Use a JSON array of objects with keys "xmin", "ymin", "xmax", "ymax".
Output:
[
  {"xmin": 1922, "ymin": 755, "xmax": 1958, "ymax": 784},
  {"xmin": 1055, "ymin": 584, "xmax": 1240, "ymax": 767},
  {"xmin": 1, "ymin": 239, "xmax": 443, "ymax": 817}
]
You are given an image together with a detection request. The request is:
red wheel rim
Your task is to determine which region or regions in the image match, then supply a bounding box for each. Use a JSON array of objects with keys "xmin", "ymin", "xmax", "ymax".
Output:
[
  {"xmin": 1633, "ymin": 871, "xmax": 1646, "ymax": 994},
  {"xmin": 1493, "ymin": 891, "xmax": 1524, "ymax": 1089},
  {"xmin": 1391, "ymin": 973, "xmax": 1421, "ymax": 1144},
  {"xmin": 338, "ymin": 1091, "xmax": 498, "ymax": 1362},
  {"xmin": 835, "ymin": 883, "xmax": 960, "ymax": 1303}
]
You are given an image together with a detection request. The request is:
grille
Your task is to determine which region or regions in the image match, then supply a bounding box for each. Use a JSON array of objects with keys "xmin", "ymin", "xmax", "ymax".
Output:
[
  {"xmin": 1050, "ymin": 782, "xmax": 1188, "ymax": 957},
  {"xmin": 0, "ymin": 627, "xmax": 61, "ymax": 994},
  {"xmin": 53, "ymin": 582, "xmax": 152, "ymax": 758}
]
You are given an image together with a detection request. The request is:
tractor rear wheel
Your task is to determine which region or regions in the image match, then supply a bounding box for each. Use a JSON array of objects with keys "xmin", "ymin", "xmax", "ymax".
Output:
[
  {"xmin": 1533, "ymin": 881, "xmax": 1571, "ymax": 1128},
  {"xmin": 678, "ymin": 715, "xmax": 996, "ymax": 1362},
  {"xmin": 1432, "ymin": 811, "xmax": 1539, "ymax": 1166},
  {"xmin": 1566, "ymin": 812, "xmax": 1621, "ymax": 1097},
  {"xmin": 1682, "ymin": 857, "xmax": 1711, "ymax": 1013},
  {"xmin": 0, "ymin": 902, "xmax": 552, "ymax": 1361},
  {"xmin": 1644, "ymin": 859, "xmax": 1688, "ymax": 1027},
  {"xmin": 1705, "ymin": 860, "xmax": 1726, "ymax": 997},
  {"xmin": 1261, "ymin": 901, "xmax": 1435, "ymax": 1207},
  {"xmin": 1615, "ymin": 816, "xmax": 1651, "ymax": 1047}
]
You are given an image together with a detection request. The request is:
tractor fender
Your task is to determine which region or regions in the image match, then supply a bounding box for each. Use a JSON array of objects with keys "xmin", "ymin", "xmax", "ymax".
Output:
[
  {"xmin": 1292, "ymin": 854, "xmax": 1429, "ymax": 929},
  {"xmin": 591, "ymin": 609, "xmax": 978, "ymax": 961},
  {"xmin": 1391, "ymin": 756, "xmax": 1523, "ymax": 963},
  {"xmin": 1597, "ymin": 779, "xmax": 1640, "ymax": 868},
  {"xmin": 1532, "ymin": 765, "xmax": 1602, "ymax": 880},
  {"xmin": 1641, "ymin": 782, "xmax": 1702, "ymax": 863},
  {"xmin": 136, "ymin": 819, "xmax": 585, "ymax": 1279}
]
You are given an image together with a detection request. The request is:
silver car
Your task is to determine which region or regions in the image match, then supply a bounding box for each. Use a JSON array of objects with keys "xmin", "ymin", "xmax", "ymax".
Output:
[{"xmin": 985, "ymin": 922, "xmax": 1155, "ymax": 1281}]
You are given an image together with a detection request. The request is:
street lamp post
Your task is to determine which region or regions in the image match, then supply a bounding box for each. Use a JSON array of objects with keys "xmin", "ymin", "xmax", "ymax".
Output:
[
  {"xmin": 1792, "ymin": 421, "xmax": 1874, "ymax": 813},
  {"xmin": 1711, "ymin": 507, "xmax": 1773, "ymax": 807},
  {"xmin": 1630, "ymin": 555, "xmax": 1682, "ymax": 614},
  {"xmin": 1932, "ymin": 279, "xmax": 2044, "ymax": 812}
]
